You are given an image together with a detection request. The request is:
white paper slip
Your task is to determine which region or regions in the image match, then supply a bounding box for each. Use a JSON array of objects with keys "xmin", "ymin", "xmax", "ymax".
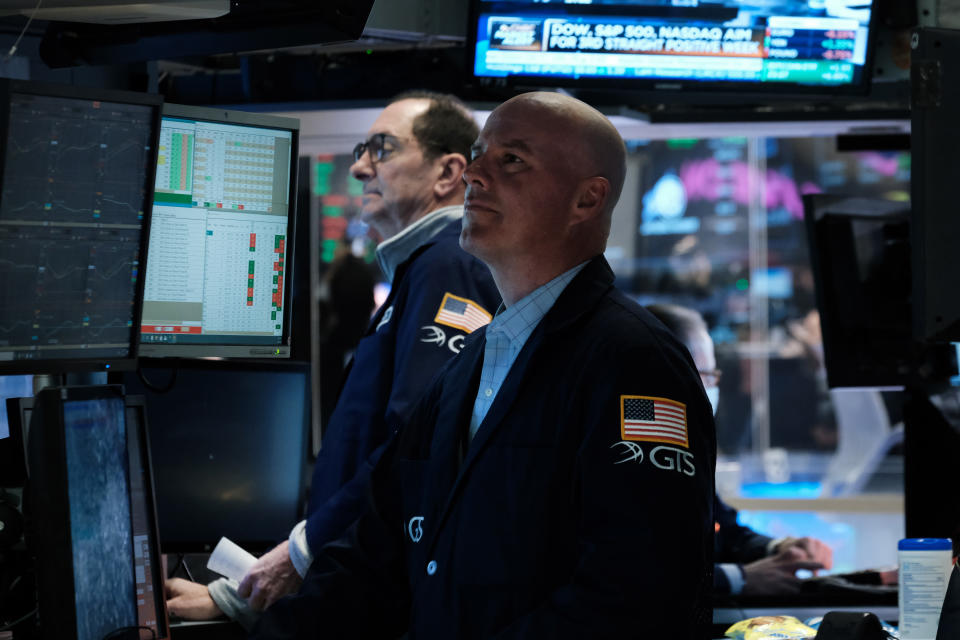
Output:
[{"xmin": 207, "ymin": 536, "xmax": 257, "ymax": 583}]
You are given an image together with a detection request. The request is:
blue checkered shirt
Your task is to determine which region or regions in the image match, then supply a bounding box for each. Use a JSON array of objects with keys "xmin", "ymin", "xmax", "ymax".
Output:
[{"xmin": 468, "ymin": 261, "xmax": 588, "ymax": 441}]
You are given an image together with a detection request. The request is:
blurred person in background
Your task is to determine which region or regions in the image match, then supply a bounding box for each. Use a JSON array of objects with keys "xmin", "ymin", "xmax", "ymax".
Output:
[{"xmin": 648, "ymin": 303, "xmax": 834, "ymax": 596}]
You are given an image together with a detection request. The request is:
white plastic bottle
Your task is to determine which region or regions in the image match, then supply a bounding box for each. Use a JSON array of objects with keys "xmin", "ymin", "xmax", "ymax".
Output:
[{"xmin": 899, "ymin": 538, "xmax": 954, "ymax": 640}]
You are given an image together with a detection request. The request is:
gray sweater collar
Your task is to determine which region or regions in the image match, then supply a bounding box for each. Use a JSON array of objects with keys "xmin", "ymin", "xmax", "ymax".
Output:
[{"xmin": 375, "ymin": 205, "xmax": 463, "ymax": 283}]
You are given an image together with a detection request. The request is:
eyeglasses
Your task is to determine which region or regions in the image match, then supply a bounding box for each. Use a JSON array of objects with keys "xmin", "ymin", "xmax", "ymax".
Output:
[
  {"xmin": 698, "ymin": 369, "xmax": 722, "ymax": 386},
  {"xmin": 352, "ymin": 133, "xmax": 403, "ymax": 164}
]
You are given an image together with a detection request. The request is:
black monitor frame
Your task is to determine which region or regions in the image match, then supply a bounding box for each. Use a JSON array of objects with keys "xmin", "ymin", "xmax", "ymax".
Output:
[
  {"xmin": 25, "ymin": 385, "xmax": 169, "ymax": 640},
  {"xmin": 465, "ymin": 0, "xmax": 881, "ymax": 101},
  {"xmin": 138, "ymin": 103, "xmax": 300, "ymax": 362},
  {"xmin": 0, "ymin": 80, "xmax": 163, "ymax": 376}
]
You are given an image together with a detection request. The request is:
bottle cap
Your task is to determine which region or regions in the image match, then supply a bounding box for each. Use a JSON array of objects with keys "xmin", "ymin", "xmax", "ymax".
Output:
[{"xmin": 898, "ymin": 538, "xmax": 953, "ymax": 551}]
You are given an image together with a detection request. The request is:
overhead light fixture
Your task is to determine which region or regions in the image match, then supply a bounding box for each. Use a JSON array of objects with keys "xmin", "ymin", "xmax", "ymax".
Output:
[{"xmin": 0, "ymin": 0, "xmax": 229, "ymax": 24}]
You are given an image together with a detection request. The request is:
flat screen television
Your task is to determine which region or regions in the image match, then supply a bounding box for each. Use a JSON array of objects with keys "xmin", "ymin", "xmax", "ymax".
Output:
[
  {"xmin": 0, "ymin": 80, "xmax": 163, "ymax": 374},
  {"xmin": 138, "ymin": 104, "xmax": 300, "ymax": 360},
  {"xmin": 468, "ymin": 0, "xmax": 878, "ymax": 96}
]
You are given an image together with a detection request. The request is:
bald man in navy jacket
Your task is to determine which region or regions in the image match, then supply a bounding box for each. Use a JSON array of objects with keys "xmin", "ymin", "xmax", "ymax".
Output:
[{"xmin": 255, "ymin": 92, "xmax": 716, "ymax": 639}]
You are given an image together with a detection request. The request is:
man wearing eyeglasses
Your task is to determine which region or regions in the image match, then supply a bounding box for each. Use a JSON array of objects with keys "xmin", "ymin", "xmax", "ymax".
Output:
[
  {"xmin": 646, "ymin": 303, "xmax": 834, "ymax": 597},
  {"xmin": 165, "ymin": 91, "xmax": 500, "ymax": 625}
]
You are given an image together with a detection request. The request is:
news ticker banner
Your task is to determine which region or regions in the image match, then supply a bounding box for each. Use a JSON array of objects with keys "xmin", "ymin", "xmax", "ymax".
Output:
[{"xmin": 477, "ymin": 14, "xmax": 865, "ymax": 84}]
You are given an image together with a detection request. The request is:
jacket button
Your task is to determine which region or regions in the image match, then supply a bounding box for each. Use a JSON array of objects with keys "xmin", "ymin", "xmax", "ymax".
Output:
[{"xmin": 426, "ymin": 560, "xmax": 437, "ymax": 576}]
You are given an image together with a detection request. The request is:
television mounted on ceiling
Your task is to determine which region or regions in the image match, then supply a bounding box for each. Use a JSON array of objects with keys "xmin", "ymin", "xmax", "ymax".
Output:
[{"xmin": 468, "ymin": 0, "xmax": 879, "ymax": 97}]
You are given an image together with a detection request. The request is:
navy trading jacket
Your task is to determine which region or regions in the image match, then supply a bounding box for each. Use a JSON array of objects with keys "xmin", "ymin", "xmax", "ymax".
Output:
[
  {"xmin": 715, "ymin": 497, "xmax": 773, "ymax": 563},
  {"xmin": 714, "ymin": 496, "xmax": 774, "ymax": 595},
  {"xmin": 304, "ymin": 216, "xmax": 500, "ymax": 554},
  {"xmin": 258, "ymin": 256, "xmax": 716, "ymax": 640}
]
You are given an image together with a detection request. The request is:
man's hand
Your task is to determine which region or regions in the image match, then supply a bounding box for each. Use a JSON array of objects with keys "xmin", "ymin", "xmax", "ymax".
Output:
[
  {"xmin": 741, "ymin": 546, "xmax": 825, "ymax": 596},
  {"xmin": 774, "ymin": 536, "xmax": 834, "ymax": 572},
  {"xmin": 165, "ymin": 578, "xmax": 223, "ymax": 620},
  {"xmin": 237, "ymin": 540, "xmax": 303, "ymax": 611}
]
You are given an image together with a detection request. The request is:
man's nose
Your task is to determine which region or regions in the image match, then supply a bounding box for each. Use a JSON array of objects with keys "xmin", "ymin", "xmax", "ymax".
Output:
[
  {"xmin": 463, "ymin": 157, "xmax": 488, "ymax": 189},
  {"xmin": 350, "ymin": 150, "xmax": 375, "ymax": 182}
]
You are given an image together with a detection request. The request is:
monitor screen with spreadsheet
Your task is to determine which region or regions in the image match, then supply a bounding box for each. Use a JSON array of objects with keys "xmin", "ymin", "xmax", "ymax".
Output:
[
  {"xmin": 138, "ymin": 104, "xmax": 299, "ymax": 359},
  {"xmin": 0, "ymin": 80, "xmax": 162, "ymax": 374}
]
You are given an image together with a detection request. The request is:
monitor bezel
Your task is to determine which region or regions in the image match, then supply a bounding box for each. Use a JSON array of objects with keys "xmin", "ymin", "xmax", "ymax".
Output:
[
  {"xmin": 123, "ymin": 393, "xmax": 170, "ymax": 639},
  {"xmin": 465, "ymin": 0, "xmax": 881, "ymax": 100},
  {"xmin": 137, "ymin": 103, "xmax": 301, "ymax": 362},
  {"xmin": 0, "ymin": 80, "xmax": 163, "ymax": 376}
]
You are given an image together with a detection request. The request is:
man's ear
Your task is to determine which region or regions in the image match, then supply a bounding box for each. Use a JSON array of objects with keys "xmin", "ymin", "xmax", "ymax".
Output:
[
  {"xmin": 571, "ymin": 176, "xmax": 610, "ymax": 224},
  {"xmin": 434, "ymin": 153, "xmax": 468, "ymax": 200}
]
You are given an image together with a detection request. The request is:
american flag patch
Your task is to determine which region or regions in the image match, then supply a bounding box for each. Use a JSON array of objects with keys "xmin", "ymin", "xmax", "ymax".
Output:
[
  {"xmin": 434, "ymin": 293, "xmax": 492, "ymax": 334},
  {"xmin": 620, "ymin": 395, "xmax": 688, "ymax": 448}
]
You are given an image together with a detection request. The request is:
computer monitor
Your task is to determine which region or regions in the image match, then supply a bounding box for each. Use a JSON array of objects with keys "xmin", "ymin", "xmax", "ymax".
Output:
[
  {"xmin": 122, "ymin": 363, "xmax": 310, "ymax": 552},
  {"xmin": 803, "ymin": 194, "xmax": 956, "ymax": 389},
  {"xmin": 138, "ymin": 104, "xmax": 300, "ymax": 360},
  {"xmin": 26, "ymin": 385, "xmax": 168, "ymax": 640},
  {"xmin": 804, "ymin": 194, "xmax": 912, "ymax": 388},
  {"xmin": 0, "ymin": 80, "xmax": 163, "ymax": 374}
]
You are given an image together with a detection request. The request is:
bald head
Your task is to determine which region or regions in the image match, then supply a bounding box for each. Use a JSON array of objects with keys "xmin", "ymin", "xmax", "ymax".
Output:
[
  {"xmin": 461, "ymin": 91, "xmax": 627, "ymax": 304},
  {"xmin": 499, "ymin": 92, "xmax": 627, "ymax": 219}
]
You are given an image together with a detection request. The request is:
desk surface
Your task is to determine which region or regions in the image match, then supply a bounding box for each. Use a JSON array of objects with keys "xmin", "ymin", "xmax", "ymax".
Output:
[
  {"xmin": 170, "ymin": 619, "xmax": 246, "ymax": 640},
  {"xmin": 715, "ymin": 604, "xmax": 898, "ymax": 625},
  {"xmin": 724, "ymin": 494, "xmax": 904, "ymax": 513}
]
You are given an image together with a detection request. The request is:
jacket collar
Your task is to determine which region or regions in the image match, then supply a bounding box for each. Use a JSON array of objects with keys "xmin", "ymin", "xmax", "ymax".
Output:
[
  {"xmin": 535, "ymin": 254, "xmax": 616, "ymax": 335},
  {"xmin": 366, "ymin": 215, "xmax": 465, "ymax": 335},
  {"xmin": 375, "ymin": 205, "xmax": 463, "ymax": 283}
]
